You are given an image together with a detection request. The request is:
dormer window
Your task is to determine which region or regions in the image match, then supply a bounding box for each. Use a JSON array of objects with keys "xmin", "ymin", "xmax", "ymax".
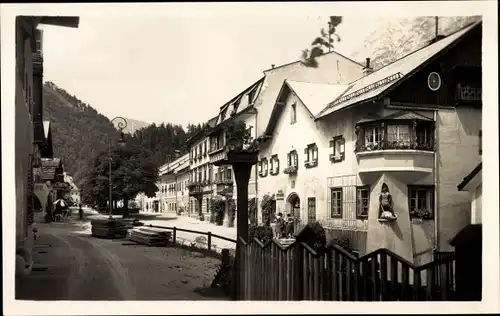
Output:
[
  {"xmin": 270, "ymin": 154, "xmax": 280, "ymax": 175},
  {"xmin": 329, "ymin": 135, "xmax": 345, "ymax": 163},
  {"xmin": 304, "ymin": 143, "xmax": 318, "ymax": 168},
  {"xmin": 259, "ymin": 158, "xmax": 268, "ymax": 177},
  {"xmin": 290, "ymin": 103, "xmax": 297, "ymax": 124}
]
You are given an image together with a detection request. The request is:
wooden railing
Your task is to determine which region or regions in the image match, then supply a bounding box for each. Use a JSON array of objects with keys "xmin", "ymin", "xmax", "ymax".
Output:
[
  {"xmin": 237, "ymin": 238, "xmax": 456, "ymax": 301},
  {"xmin": 147, "ymin": 224, "xmax": 236, "ymax": 251}
]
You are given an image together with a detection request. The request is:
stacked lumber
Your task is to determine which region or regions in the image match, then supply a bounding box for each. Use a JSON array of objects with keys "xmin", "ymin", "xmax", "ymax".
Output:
[
  {"xmin": 128, "ymin": 227, "xmax": 172, "ymax": 246},
  {"xmin": 91, "ymin": 217, "xmax": 128, "ymax": 239},
  {"xmin": 120, "ymin": 218, "xmax": 144, "ymax": 229}
]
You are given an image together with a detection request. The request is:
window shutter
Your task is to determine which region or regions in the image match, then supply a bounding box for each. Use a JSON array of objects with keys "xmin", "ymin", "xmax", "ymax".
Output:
[
  {"xmin": 287, "ymin": 153, "xmax": 291, "ymax": 167},
  {"xmin": 329, "ymin": 139, "xmax": 334, "ymax": 147},
  {"xmin": 340, "ymin": 138, "xmax": 346, "ymax": 154},
  {"xmin": 276, "ymin": 158, "xmax": 280, "ymax": 173}
]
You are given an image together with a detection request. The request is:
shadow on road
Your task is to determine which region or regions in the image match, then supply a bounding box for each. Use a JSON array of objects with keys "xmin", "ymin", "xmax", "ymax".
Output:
[
  {"xmin": 193, "ymin": 286, "xmax": 231, "ymax": 300},
  {"xmin": 130, "ymin": 214, "xmax": 178, "ymax": 221}
]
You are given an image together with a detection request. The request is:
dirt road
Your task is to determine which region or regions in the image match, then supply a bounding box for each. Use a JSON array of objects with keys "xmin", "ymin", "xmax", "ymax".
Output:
[{"xmin": 15, "ymin": 221, "xmax": 229, "ymax": 301}]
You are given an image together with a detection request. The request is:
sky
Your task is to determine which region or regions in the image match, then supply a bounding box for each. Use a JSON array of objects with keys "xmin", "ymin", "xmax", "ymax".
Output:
[{"xmin": 38, "ymin": 15, "xmax": 385, "ymax": 127}]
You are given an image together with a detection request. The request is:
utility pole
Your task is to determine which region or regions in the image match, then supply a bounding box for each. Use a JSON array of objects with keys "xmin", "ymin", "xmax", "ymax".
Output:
[
  {"xmin": 435, "ymin": 16, "xmax": 439, "ymax": 38},
  {"xmin": 108, "ymin": 138, "xmax": 112, "ymax": 214},
  {"xmin": 327, "ymin": 21, "xmax": 332, "ymax": 53}
]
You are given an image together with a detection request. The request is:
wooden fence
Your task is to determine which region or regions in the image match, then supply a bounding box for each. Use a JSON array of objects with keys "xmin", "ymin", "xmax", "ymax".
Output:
[
  {"xmin": 236, "ymin": 237, "xmax": 456, "ymax": 301},
  {"xmin": 147, "ymin": 224, "xmax": 236, "ymax": 251}
]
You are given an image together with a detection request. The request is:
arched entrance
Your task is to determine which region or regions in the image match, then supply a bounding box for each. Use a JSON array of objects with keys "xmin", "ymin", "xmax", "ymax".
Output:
[{"xmin": 286, "ymin": 193, "xmax": 301, "ymax": 220}]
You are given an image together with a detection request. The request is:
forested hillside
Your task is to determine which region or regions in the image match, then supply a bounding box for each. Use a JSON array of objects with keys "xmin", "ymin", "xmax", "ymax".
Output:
[{"xmin": 43, "ymin": 82, "xmax": 204, "ymax": 188}]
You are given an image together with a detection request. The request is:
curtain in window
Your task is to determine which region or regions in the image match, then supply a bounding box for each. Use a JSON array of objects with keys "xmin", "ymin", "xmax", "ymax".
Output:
[
  {"xmin": 364, "ymin": 127, "xmax": 382, "ymax": 145},
  {"xmin": 387, "ymin": 125, "xmax": 410, "ymax": 143}
]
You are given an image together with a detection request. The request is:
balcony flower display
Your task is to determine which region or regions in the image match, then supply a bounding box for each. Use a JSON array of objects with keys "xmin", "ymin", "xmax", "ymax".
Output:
[
  {"xmin": 223, "ymin": 119, "xmax": 260, "ymax": 153},
  {"xmin": 283, "ymin": 166, "xmax": 298, "ymax": 174},
  {"xmin": 409, "ymin": 208, "xmax": 433, "ymax": 220}
]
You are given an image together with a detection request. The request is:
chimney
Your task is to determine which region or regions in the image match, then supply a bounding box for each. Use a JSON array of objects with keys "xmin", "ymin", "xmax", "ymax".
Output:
[
  {"xmin": 271, "ymin": 64, "xmax": 275, "ymax": 69},
  {"xmin": 363, "ymin": 58, "xmax": 373, "ymax": 76}
]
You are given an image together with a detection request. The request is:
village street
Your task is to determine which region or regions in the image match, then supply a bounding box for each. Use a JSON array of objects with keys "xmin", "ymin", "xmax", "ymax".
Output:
[{"xmin": 15, "ymin": 209, "xmax": 230, "ymax": 301}]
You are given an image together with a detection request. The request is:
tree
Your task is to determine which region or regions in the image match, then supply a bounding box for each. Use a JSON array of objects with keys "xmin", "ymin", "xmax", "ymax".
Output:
[
  {"xmin": 301, "ymin": 16, "xmax": 343, "ymax": 68},
  {"xmin": 80, "ymin": 142, "xmax": 159, "ymax": 217}
]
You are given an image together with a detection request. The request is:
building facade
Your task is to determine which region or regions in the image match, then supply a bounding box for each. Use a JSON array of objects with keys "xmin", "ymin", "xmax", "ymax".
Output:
[
  {"xmin": 15, "ymin": 16, "xmax": 79, "ymax": 276},
  {"xmin": 257, "ymin": 21, "xmax": 482, "ymax": 264}
]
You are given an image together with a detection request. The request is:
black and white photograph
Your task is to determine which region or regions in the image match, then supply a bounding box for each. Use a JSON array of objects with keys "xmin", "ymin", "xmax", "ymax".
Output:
[{"xmin": 1, "ymin": 2, "xmax": 498, "ymax": 315}]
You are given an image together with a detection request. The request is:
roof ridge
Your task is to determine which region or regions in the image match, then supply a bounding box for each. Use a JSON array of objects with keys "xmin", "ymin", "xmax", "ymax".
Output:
[{"xmin": 263, "ymin": 49, "xmax": 365, "ymax": 73}]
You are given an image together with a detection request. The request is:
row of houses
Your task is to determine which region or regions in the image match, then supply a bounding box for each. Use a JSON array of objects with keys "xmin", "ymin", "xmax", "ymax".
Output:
[
  {"xmin": 141, "ymin": 21, "xmax": 483, "ymax": 265},
  {"xmin": 15, "ymin": 16, "xmax": 80, "ymax": 276}
]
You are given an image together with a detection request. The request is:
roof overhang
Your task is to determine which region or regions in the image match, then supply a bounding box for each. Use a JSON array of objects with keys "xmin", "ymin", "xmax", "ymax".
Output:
[
  {"xmin": 39, "ymin": 16, "xmax": 80, "ymax": 28},
  {"xmin": 457, "ymin": 162, "xmax": 482, "ymax": 192}
]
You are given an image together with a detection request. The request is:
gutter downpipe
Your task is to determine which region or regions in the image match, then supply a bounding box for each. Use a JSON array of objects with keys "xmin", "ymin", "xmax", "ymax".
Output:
[
  {"xmin": 254, "ymin": 106, "xmax": 259, "ymax": 225},
  {"xmin": 433, "ymin": 110, "xmax": 439, "ymax": 253}
]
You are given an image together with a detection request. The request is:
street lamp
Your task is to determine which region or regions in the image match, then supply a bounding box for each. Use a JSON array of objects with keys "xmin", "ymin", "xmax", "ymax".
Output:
[{"xmin": 109, "ymin": 117, "xmax": 128, "ymax": 214}]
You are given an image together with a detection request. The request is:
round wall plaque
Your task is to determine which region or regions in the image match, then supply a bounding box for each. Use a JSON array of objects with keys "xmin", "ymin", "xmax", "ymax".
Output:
[{"xmin": 427, "ymin": 72, "xmax": 442, "ymax": 91}]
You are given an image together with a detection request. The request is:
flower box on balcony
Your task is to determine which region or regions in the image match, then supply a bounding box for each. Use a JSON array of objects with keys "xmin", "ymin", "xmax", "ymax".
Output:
[
  {"xmin": 305, "ymin": 159, "xmax": 318, "ymax": 168},
  {"xmin": 329, "ymin": 153, "xmax": 345, "ymax": 163},
  {"xmin": 409, "ymin": 208, "xmax": 433, "ymax": 220},
  {"xmin": 214, "ymin": 179, "xmax": 233, "ymax": 185},
  {"xmin": 283, "ymin": 166, "xmax": 298, "ymax": 174}
]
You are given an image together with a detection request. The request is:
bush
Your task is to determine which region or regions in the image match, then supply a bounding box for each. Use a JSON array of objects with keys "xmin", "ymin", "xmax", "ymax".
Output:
[
  {"xmin": 248, "ymin": 224, "xmax": 273, "ymax": 244},
  {"xmin": 329, "ymin": 235, "xmax": 354, "ymax": 253},
  {"xmin": 227, "ymin": 198, "xmax": 236, "ymax": 227},
  {"xmin": 260, "ymin": 194, "xmax": 273, "ymax": 226},
  {"xmin": 298, "ymin": 221, "xmax": 327, "ymax": 251},
  {"xmin": 211, "ymin": 196, "xmax": 225, "ymax": 225},
  {"xmin": 248, "ymin": 197, "xmax": 257, "ymax": 225}
]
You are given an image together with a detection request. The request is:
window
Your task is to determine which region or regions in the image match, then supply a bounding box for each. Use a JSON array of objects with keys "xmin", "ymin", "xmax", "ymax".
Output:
[
  {"xmin": 290, "ymin": 103, "xmax": 297, "ymax": 124},
  {"xmin": 287, "ymin": 150, "xmax": 298, "ymax": 167},
  {"xmin": 387, "ymin": 125, "xmax": 410, "ymax": 144},
  {"xmin": 305, "ymin": 143, "xmax": 318, "ymax": 168},
  {"xmin": 259, "ymin": 158, "xmax": 268, "ymax": 177},
  {"xmin": 270, "ymin": 154, "xmax": 280, "ymax": 175},
  {"xmin": 330, "ymin": 188, "xmax": 343, "ymax": 218},
  {"xmin": 364, "ymin": 127, "xmax": 383, "ymax": 148},
  {"xmin": 225, "ymin": 167, "xmax": 232, "ymax": 181},
  {"xmin": 330, "ymin": 136, "xmax": 345, "ymax": 162},
  {"xmin": 408, "ymin": 185, "xmax": 435, "ymax": 219},
  {"xmin": 307, "ymin": 197, "xmax": 317, "ymax": 223},
  {"xmin": 356, "ymin": 186, "xmax": 370, "ymax": 219}
]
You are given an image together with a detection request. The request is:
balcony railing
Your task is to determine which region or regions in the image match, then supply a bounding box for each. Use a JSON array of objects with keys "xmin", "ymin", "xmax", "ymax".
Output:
[
  {"xmin": 355, "ymin": 140, "xmax": 435, "ymax": 153},
  {"xmin": 216, "ymin": 180, "xmax": 234, "ymax": 195}
]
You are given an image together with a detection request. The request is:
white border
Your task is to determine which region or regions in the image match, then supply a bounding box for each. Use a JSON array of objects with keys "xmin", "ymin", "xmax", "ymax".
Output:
[{"xmin": 2, "ymin": 2, "xmax": 499, "ymax": 315}]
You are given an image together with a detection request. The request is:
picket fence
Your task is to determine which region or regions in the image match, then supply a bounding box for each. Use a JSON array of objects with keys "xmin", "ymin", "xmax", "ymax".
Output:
[{"xmin": 235, "ymin": 237, "xmax": 456, "ymax": 301}]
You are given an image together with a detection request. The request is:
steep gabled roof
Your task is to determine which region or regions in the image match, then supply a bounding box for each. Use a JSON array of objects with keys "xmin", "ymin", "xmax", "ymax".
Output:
[
  {"xmin": 263, "ymin": 80, "xmax": 348, "ymax": 137},
  {"xmin": 287, "ymin": 80, "xmax": 348, "ymax": 117},
  {"xmin": 457, "ymin": 162, "xmax": 482, "ymax": 191},
  {"xmin": 316, "ymin": 21, "xmax": 482, "ymax": 119}
]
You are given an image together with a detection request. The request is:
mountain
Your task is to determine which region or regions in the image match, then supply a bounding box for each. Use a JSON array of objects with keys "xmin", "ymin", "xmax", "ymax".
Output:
[
  {"xmin": 119, "ymin": 117, "xmax": 151, "ymax": 135},
  {"xmin": 351, "ymin": 16, "xmax": 481, "ymax": 70},
  {"xmin": 42, "ymin": 82, "xmax": 204, "ymax": 188}
]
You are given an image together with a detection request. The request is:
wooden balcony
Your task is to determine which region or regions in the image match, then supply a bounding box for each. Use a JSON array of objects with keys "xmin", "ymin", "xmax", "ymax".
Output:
[
  {"xmin": 215, "ymin": 179, "xmax": 234, "ymax": 195},
  {"xmin": 356, "ymin": 141, "xmax": 435, "ymax": 174},
  {"xmin": 209, "ymin": 147, "xmax": 227, "ymax": 164}
]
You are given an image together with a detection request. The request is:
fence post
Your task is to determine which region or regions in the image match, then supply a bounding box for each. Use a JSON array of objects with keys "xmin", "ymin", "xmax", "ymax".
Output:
[
  {"xmin": 208, "ymin": 231, "xmax": 212, "ymax": 251},
  {"xmin": 293, "ymin": 241, "xmax": 304, "ymax": 300},
  {"xmin": 173, "ymin": 227, "xmax": 177, "ymax": 244}
]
